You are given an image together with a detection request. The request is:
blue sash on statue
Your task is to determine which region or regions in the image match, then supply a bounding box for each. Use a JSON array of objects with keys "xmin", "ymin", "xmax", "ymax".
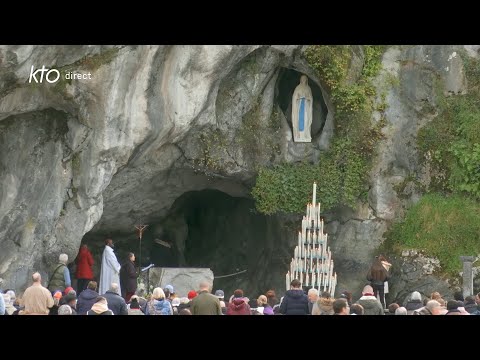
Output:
[{"xmin": 298, "ymin": 97, "xmax": 305, "ymax": 131}]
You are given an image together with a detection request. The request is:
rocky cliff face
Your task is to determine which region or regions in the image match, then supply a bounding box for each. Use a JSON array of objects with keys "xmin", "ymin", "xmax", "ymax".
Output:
[{"xmin": 0, "ymin": 45, "xmax": 476, "ymax": 299}]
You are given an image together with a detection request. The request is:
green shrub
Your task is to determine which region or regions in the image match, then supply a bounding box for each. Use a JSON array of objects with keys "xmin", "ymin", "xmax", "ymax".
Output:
[
  {"xmin": 418, "ymin": 52, "xmax": 480, "ymax": 198},
  {"xmin": 385, "ymin": 193, "xmax": 480, "ymax": 276}
]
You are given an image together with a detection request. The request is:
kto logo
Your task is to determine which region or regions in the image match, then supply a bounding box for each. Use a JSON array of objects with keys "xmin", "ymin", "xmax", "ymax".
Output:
[{"xmin": 28, "ymin": 65, "xmax": 60, "ymax": 84}]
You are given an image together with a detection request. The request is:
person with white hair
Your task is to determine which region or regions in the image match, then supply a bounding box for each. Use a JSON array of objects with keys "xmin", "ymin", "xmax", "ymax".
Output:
[
  {"xmin": 47, "ymin": 253, "xmax": 71, "ymax": 293},
  {"xmin": 5, "ymin": 290, "xmax": 18, "ymax": 315},
  {"xmin": 101, "ymin": 283, "xmax": 128, "ymax": 315},
  {"xmin": 3, "ymin": 293, "xmax": 16, "ymax": 315},
  {"xmin": 405, "ymin": 291, "xmax": 423, "ymax": 315},
  {"xmin": 21, "ymin": 272, "xmax": 54, "ymax": 315},
  {"xmin": 307, "ymin": 288, "xmax": 319, "ymax": 314},
  {"xmin": 146, "ymin": 287, "xmax": 173, "ymax": 315}
]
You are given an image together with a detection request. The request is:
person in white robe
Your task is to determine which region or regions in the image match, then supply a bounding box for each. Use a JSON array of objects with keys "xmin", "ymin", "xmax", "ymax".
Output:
[{"xmin": 99, "ymin": 238, "xmax": 121, "ymax": 295}]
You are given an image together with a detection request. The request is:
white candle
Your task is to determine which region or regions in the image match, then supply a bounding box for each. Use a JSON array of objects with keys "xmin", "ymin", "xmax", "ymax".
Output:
[
  {"xmin": 332, "ymin": 273, "xmax": 337, "ymax": 296},
  {"xmin": 310, "ymin": 245, "xmax": 313, "ymax": 273},
  {"xmin": 286, "ymin": 272, "xmax": 290, "ymax": 292},
  {"xmin": 313, "ymin": 182, "xmax": 317, "ymax": 206},
  {"xmin": 317, "ymin": 204, "xmax": 321, "ymax": 229}
]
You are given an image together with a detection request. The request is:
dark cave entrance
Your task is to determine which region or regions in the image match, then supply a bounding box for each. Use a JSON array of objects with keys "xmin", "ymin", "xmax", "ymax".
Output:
[
  {"xmin": 148, "ymin": 189, "xmax": 289, "ymax": 297},
  {"xmin": 276, "ymin": 68, "xmax": 328, "ymax": 139},
  {"xmin": 81, "ymin": 189, "xmax": 293, "ymax": 298}
]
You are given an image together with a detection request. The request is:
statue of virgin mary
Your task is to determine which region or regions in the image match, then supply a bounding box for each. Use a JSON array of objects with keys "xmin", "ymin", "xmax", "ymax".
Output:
[{"xmin": 292, "ymin": 75, "xmax": 313, "ymax": 142}]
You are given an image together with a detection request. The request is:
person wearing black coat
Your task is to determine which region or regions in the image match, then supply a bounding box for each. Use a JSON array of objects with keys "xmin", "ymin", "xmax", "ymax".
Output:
[
  {"xmin": 120, "ymin": 253, "xmax": 138, "ymax": 303},
  {"xmin": 279, "ymin": 279, "xmax": 309, "ymax": 315},
  {"xmin": 102, "ymin": 283, "xmax": 128, "ymax": 315},
  {"xmin": 367, "ymin": 257, "xmax": 390, "ymax": 309}
]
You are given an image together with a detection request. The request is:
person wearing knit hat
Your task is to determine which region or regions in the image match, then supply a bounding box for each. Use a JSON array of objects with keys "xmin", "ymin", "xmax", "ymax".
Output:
[
  {"xmin": 405, "ymin": 291, "xmax": 423, "ymax": 315},
  {"xmin": 87, "ymin": 296, "xmax": 114, "ymax": 315},
  {"xmin": 59, "ymin": 289, "xmax": 76, "ymax": 306},
  {"xmin": 63, "ymin": 290, "xmax": 77, "ymax": 315},
  {"xmin": 176, "ymin": 297, "xmax": 192, "ymax": 314},
  {"xmin": 48, "ymin": 291, "xmax": 63, "ymax": 315},
  {"xmin": 215, "ymin": 290, "xmax": 226, "ymax": 311},
  {"xmin": 58, "ymin": 304, "xmax": 73, "ymax": 315},
  {"xmin": 164, "ymin": 284, "xmax": 175, "ymax": 302},
  {"xmin": 188, "ymin": 290, "xmax": 197, "ymax": 300},
  {"xmin": 171, "ymin": 297, "xmax": 181, "ymax": 315},
  {"xmin": 64, "ymin": 286, "xmax": 74, "ymax": 296},
  {"xmin": 128, "ymin": 297, "xmax": 144, "ymax": 315}
]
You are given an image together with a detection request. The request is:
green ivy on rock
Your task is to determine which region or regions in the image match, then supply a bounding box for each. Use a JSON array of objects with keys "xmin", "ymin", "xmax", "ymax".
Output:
[
  {"xmin": 252, "ymin": 45, "xmax": 385, "ymax": 214},
  {"xmin": 418, "ymin": 52, "xmax": 480, "ymax": 199},
  {"xmin": 382, "ymin": 193, "xmax": 480, "ymax": 277}
]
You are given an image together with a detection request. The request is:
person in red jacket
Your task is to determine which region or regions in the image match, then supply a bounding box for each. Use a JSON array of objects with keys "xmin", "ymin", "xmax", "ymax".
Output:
[
  {"xmin": 75, "ymin": 244, "xmax": 94, "ymax": 294},
  {"xmin": 226, "ymin": 289, "xmax": 251, "ymax": 315}
]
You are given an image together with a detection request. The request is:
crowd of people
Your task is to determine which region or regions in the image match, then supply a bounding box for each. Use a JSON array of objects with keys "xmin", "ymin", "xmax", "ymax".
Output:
[
  {"xmin": 0, "ymin": 241, "xmax": 479, "ymax": 315},
  {"xmin": 2, "ymin": 272, "xmax": 480, "ymax": 315}
]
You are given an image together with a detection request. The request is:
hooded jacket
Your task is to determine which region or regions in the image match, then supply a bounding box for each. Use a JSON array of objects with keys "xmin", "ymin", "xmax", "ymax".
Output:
[
  {"xmin": 226, "ymin": 297, "xmax": 251, "ymax": 315},
  {"xmin": 312, "ymin": 297, "xmax": 334, "ymax": 315},
  {"xmin": 76, "ymin": 288, "xmax": 99, "ymax": 315},
  {"xmin": 357, "ymin": 295, "xmax": 384, "ymax": 315},
  {"xmin": 405, "ymin": 300, "xmax": 423, "ymax": 315},
  {"xmin": 279, "ymin": 289, "xmax": 309, "ymax": 315}
]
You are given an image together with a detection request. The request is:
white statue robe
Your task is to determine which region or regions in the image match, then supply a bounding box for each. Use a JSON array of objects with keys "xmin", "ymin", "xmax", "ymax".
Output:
[
  {"xmin": 292, "ymin": 78, "xmax": 313, "ymax": 142},
  {"xmin": 99, "ymin": 245, "xmax": 121, "ymax": 295}
]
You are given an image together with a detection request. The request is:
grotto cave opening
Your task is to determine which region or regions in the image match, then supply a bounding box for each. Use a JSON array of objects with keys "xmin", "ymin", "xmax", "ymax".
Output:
[{"xmin": 80, "ymin": 188, "xmax": 295, "ymax": 298}]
